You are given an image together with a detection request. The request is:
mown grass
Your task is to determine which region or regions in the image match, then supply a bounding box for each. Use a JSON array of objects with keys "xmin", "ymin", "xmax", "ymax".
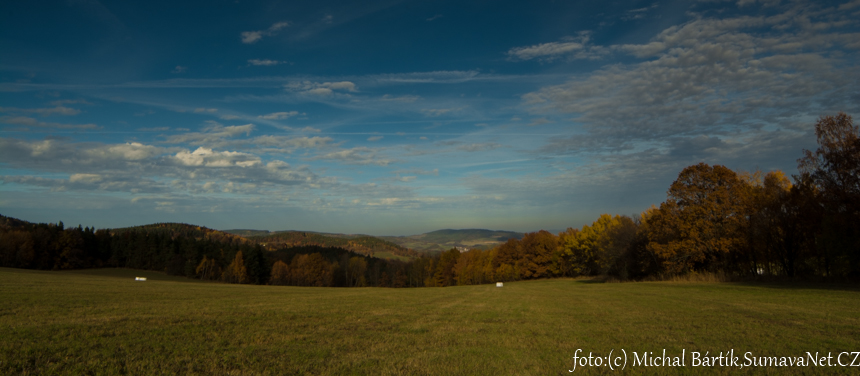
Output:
[{"xmin": 1, "ymin": 267, "xmax": 859, "ymax": 375}]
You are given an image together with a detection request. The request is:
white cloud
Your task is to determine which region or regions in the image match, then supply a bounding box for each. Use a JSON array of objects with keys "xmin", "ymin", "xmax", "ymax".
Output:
[
  {"xmin": 507, "ymin": 32, "xmax": 605, "ymax": 61},
  {"xmin": 164, "ymin": 123, "xmax": 255, "ymax": 146},
  {"xmin": 367, "ymin": 136, "xmax": 383, "ymax": 141},
  {"xmin": 311, "ymin": 147, "xmax": 393, "ymax": 166},
  {"xmin": 252, "ymin": 135, "xmax": 332, "ymax": 150},
  {"xmin": 284, "ymin": 81, "xmax": 358, "ymax": 96},
  {"xmin": 193, "ymin": 108, "xmax": 218, "ymax": 113},
  {"xmin": 0, "ymin": 116, "xmax": 98, "ymax": 129},
  {"xmin": 173, "ymin": 147, "xmax": 261, "ymax": 167},
  {"xmin": 248, "ymin": 59, "xmax": 286, "ymax": 66},
  {"xmin": 0, "ymin": 106, "xmax": 81, "ymax": 116},
  {"xmin": 380, "ymin": 94, "xmax": 420, "ymax": 103},
  {"xmin": 522, "ymin": 2, "xmax": 860, "ymax": 154},
  {"xmin": 306, "ymin": 87, "xmax": 333, "ymax": 96},
  {"xmin": 99, "ymin": 142, "xmax": 161, "ymax": 160},
  {"xmin": 458, "ymin": 143, "xmax": 503, "ymax": 152},
  {"xmin": 0, "ymin": 137, "xmax": 337, "ymax": 198},
  {"xmin": 258, "ymin": 111, "xmax": 301, "ymax": 120},
  {"xmin": 528, "ymin": 118, "xmax": 552, "ymax": 127},
  {"xmin": 171, "ymin": 66, "xmax": 187, "ymax": 74},
  {"xmin": 70, "ymin": 173, "xmax": 102, "ymax": 184},
  {"xmin": 369, "ymin": 70, "xmax": 480, "ymax": 84},
  {"xmin": 241, "ymin": 31, "xmax": 263, "ymax": 44},
  {"xmin": 421, "ymin": 108, "xmax": 456, "ymax": 117},
  {"xmin": 241, "ymin": 21, "xmax": 290, "ymax": 44}
]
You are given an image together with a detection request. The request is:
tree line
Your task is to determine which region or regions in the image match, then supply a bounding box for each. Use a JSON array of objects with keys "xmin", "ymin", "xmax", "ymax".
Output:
[
  {"xmin": 1, "ymin": 113, "xmax": 857, "ymax": 285},
  {"xmin": 436, "ymin": 112, "xmax": 860, "ymax": 283}
]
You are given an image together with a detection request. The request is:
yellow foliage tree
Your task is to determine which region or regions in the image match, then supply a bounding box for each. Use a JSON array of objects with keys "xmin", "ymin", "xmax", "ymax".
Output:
[
  {"xmin": 562, "ymin": 214, "xmax": 628, "ymax": 276},
  {"xmin": 195, "ymin": 256, "xmax": 221, "ymax": 281},
  {"xmin": 221, "ymin": 251, "xmax": 249, "ymax": 284}
]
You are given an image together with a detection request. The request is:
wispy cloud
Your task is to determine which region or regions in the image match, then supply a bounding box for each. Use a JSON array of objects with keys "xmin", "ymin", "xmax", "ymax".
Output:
[
  {"xmin": 507, "ymin": 32, "xmax": 606, "ymax": 61},
  {"xmin": 0, "ymin": 106, "xmax": 81, "ymax": 116},
  {"xmin": 258, "ymin": 111, "xmax": 301, "ymax": 120},
  {"xmin": 247, "ymin": 59, "xmax": 287, "ymax": 66},
  {"xmin": 241, "ymin": 21, "xmax": 290, "ymax": 44},
  {"xmin": 284, "ymin": 80, "xmax": 358, "ymax": 96},
  {"xmin": 380, "ymin": 94, "xmax": 420, "ymax": 103},
  {"xmin": 0, "ymin": 116, "xmax": 97, "ymax": 129},
  {"xmin": 310, "ymin": 146, "xmax": 393, "ymax": 166},
  {"xmin": 421, "ymin": 108, "xmax": 458, "ymax": 117},
  {"xmin": 523, "ymin": 2, "xmax": 860, "ymax": 150}
]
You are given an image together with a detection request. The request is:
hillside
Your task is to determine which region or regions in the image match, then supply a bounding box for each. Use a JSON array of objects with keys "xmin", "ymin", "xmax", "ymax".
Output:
[
  {"xmin": 382, "ymin": 229, "xmax": 524, "ymax": 253},
  {"xmin": 112, "ymin": 223, "xmax": 252, "ymax": 246},
  {"xmin": 222, "ymin": 229, "xmax": 273, "ymax": 237},
  {"xmin": 244, "ymin": 231, "xmax": 418, "ymax": 260}
]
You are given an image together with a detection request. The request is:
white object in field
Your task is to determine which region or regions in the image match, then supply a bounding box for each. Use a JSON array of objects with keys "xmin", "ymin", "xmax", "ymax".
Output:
[
  {"xmin": 135, "ymin": 277, "xmax": 147, "ymax": 281},
  {"xmin": 496, "ymin": 282, "xmax": 503, "ymax": 287}
]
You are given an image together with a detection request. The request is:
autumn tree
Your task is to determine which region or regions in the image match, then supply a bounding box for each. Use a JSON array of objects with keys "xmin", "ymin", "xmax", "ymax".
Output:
[
  {"xmin": 599, "ymin": 215, "xmax": 639, "ymax": 279},
  {"xmin": 454, "ymin": 249, "xmax": 495, "ymax": 285},
  {"xmin": 195, "ymin": 256, "xmax": 220, "ymax": 280},
  {"xmin": 433, "ymin": 249, "xmax": 460, "ymax": 287},
  {"xmin": 270, "ymin": 260, "xmax": 290, "ymax": 285},
  {"xmin": 798, "ymin": 112, "xmax": 860, "ymax": 276},
  {"xmin": 492, "ymin": 238, "xmax": 521, "ymax": 281},
  {"xmin": 647, "ymin": 163, "xmax": 751, "ymax": 274},
  {"xmin": 743, "ymin": 171, "xmax": 798, "ymax": 276},
  {"xmin": 346, "ymin": 256, "xmax": 368, "ymax": 287},
  {"xmin": 518, "ymin": 230, "xmax": 558, "ymax": 279},
  {"xmin": 561, "ymin": 214, "xmax": 633, "ymax": 276},
  {"xmin": 222, "ymin": 251, "xmax": 249, "ymax": 284},
  {"xmin": 289, "ymin": 253, "xmax": 334, "ymax": 286}
]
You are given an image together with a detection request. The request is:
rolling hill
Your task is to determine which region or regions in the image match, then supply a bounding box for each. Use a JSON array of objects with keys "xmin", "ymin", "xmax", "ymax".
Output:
[
  {"xmin": 224, "ymin": 228, "xmax": 526, "ymax": 254},
  {"xmin": 381, "ymin": 229, "xmax": 524, "ymax": 253},
  {"xmin": 225, "ymin": 230, "xmax": 419, "ymax": 260}
]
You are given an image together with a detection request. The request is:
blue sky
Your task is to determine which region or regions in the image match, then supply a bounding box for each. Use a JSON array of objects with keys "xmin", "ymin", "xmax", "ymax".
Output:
[{"xmin": 1, "ymin": 0, "xmax": 858, "ymax": 235}]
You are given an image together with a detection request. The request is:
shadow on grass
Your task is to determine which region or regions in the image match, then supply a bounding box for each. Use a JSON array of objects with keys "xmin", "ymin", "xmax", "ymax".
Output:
[{"xmin": 730, "ymin": 279, "xmax": 860, "ymax": 293}]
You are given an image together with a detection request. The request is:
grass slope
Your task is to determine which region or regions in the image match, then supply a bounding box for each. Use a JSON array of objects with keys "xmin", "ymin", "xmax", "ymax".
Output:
[{"xmin": 2, "ymin": 267, "xmax": 859, "ymax": 375}]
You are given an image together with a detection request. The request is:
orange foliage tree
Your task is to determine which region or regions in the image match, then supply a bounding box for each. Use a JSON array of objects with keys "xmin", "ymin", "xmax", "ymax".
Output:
[{"xmin": 647, "ymin": 163, "xmax": 752, "ymax": 274}]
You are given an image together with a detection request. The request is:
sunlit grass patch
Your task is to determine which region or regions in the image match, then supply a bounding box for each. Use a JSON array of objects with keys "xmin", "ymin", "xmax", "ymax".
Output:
[{"xmin": 1, "ymin": 268, "xmax": 858, "ymax": 375}]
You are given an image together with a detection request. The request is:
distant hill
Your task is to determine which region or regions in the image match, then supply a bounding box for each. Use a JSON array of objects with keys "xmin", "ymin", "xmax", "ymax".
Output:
[
  {"xmin": 382, "ymin": 229, "xmax": 524, "ymax": 253},
  {"xmin": 112, "ymin": 222, "xmax": 252, "ymax": 246},
  {"xmin": 236, "ymin": 231, "xmax": 419, "ymax": 261},
  {"xmin": 0, "ymin": 214, "xmax": 35, "ymax": 230},
  {"xmin": 223, "ymin": 229, "xmax": 274, "ymax": 237},
  {"xmin": 225, "ymin": 228, "xmax": 526, "ymax": 254}
]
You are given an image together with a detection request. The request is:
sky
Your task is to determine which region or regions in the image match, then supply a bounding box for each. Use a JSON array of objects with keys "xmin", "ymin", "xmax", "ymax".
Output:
[{"xmin": 1, "ymin": 0, "xmax": 859, "ymax": 236}]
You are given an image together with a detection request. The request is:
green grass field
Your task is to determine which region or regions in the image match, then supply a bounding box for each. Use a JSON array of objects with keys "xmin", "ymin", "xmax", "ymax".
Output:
[{"xmin": 2, "ymin": 267, "xmax": 859, "ymax": 375}]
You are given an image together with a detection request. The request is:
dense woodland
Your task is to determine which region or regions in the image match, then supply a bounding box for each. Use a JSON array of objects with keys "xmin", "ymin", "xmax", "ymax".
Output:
[
  {"xmin": 1, "ymin": 113, "xmax": 858, "ymax": 285},
  {"xmin": 246, "ymin": 231, "xmax": 419, "ymax": 259}
]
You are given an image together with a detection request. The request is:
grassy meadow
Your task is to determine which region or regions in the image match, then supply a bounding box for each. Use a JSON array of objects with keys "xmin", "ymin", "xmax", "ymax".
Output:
[{"xmin": 1, "ymin": 267, "xmax": 859, "ymax": 375}]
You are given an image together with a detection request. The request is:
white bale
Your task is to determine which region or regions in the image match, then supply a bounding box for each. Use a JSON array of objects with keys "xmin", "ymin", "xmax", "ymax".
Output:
[
  {"xmin": 135, "ymin": 277, "xmax": 147, "ymax": 281},
  {"xmin": 496, "ymin": 282, "xmax": 503, "ymax": 287}
]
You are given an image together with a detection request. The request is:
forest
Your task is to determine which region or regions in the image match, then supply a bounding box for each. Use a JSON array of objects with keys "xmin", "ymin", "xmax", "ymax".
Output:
[{"xmin": 1, "ymin": 113, "xmax": 858, "ymax": 286}]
